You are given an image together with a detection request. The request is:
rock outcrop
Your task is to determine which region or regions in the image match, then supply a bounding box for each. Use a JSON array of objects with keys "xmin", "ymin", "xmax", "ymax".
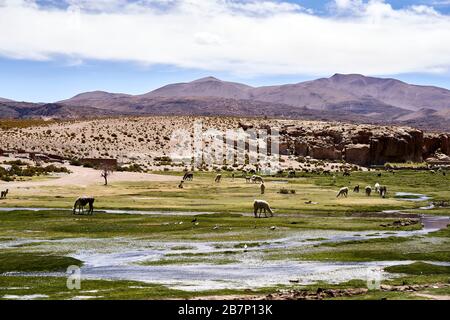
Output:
[
  {"xmin": 272, "ymin": 122, "xmax": 449, "ymax": 166},
  {"xmin": 368, "ymin": 129, "xmax": 423, "ymax": 165},
  {"xmin": 423, "ymin": 133, "xmax": 450, "ymax": 158},
  {"xmin": 345, "ymin": 144, "xmax": 370, "ymax": 166}
]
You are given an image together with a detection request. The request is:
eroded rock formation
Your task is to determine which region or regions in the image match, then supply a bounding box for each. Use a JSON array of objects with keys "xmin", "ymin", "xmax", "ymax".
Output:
[{"xmin": 269, "ymin": 123, "xmax": 450, "ymax": 166}]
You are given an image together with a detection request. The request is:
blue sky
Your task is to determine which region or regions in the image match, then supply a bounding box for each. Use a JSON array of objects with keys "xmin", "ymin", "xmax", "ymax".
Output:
[{"xmin": 1, "ymin": 0, "xmax": 450, "ymax": 102}]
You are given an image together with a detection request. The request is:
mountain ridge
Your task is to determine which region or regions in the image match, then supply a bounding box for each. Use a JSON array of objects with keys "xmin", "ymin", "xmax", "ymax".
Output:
[{"xmin": 1, "ymin": 74, "xmax": 449, "ymax": 132}]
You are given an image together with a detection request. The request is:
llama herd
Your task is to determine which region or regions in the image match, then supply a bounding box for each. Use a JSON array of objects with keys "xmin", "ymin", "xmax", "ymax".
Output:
[
  {"xmin": 337, "ymin": 182, "xmax": 387, "ymax": 198},
  {"xmin": 0, "ymin": 169, "xmax": 398, "ymax": 218},
  {"xmin": 178, "ymin": 171, "xmax": 393, "ymax": 219}
]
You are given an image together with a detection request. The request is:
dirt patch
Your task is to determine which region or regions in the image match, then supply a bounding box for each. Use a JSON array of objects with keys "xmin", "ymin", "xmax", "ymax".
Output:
[
  {"xmin": 4, "ymin": 163, "xmax": 178, "ymax": 189},
  {"xmin": 212, "ymin": 283, "xmax": 450, "ymax": 300},
  {"xmin": 414, "ymin": 293, "xmax": 450, "ymax": 300}
]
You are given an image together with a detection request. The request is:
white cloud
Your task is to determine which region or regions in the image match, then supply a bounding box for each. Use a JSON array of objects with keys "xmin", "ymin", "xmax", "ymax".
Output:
[{"xmin": 0, "ymin": 0, "xmax": 449, "ymax": 76}]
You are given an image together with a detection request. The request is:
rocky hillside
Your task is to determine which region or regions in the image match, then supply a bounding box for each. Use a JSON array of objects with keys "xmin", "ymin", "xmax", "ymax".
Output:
[
  {"xmin": 274, "ymin": 122, "xmax": 450, "ymax": 166},
  {"xmin": 1, "ymin": 116, "xmax": 448, "ymax": 168}
]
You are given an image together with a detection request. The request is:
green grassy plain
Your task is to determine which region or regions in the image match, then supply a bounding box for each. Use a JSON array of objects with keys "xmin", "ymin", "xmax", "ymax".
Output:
[{"xmin": 0, "ymin": 169, "xmax": 449, "ymax": 300}]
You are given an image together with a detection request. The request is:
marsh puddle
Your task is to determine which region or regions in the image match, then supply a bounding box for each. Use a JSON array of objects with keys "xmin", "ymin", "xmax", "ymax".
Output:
[
  {"xmin": 4, "ymin": 221, "xmax": 446, "ymax": 291},
  {"xmin": 68, "ymin": 260, "xmax": 414, "ymax": 291},
  {"xmin": 1, "ymin": 294, "xmax": 48, "ymax": 300},
  {"xmin": 394, "ymin": 192, "xmax": 431, "ymax": 202},
  {"xmin": 2, "ymin": 193, "xmax": 449, "ymax": 292},
  {"xmin": 384, "ymin": 192, "xmax": 450, "ymax": 230}
]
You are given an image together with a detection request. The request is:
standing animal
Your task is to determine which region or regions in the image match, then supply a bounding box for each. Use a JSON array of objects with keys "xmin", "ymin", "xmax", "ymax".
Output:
[
  {"xmin": 379, "ymin": 186, "xmax": 387, "ymax": 198},
  {"xmin": 260, "ymin": 182, "xmax": 265, "ymax": 195},
  {"xmin": 251, "ymin": 175, "xmax": 263, "ymax": 183},
  {"xmin": 353, "ymin": 185, "xmax": 360, "ymax": 193},
  {"xmin": 183, "ymin": 172, "xmax": 193, "ymax": 181},
  {"xmin": 336, "ymin": 187, "xmax": 349, "ymax": 198},
  {"xmin": 214, "ymin": 174, "xmax": 222, "ymax": 183},
  {"xmin": 245, "ymin": 176, "xmax": 251, "ymax": 183},
  {"xmin": 73, "ymin": 197, "xmax": 95, "ymax": 215},
  {"xmin": 0, "ymin": 189, "xmax": 8, "ymax": 199},
  {"xmin": 365, "ymin": 186, "xmax": 372, "ymax": 196},
  {"xmin": 253, "ymin": 200, "xmax": 274, "ymax": 218},
  {"xmin": 374, "ymin": 183, "xmax": 380, "ymax": 193}
]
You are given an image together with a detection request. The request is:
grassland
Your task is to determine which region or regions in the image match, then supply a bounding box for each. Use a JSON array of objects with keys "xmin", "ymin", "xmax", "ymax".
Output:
[
  {"xmin": 2, "ymin": 170, "xmax": 449, "ymax": 215},
  {"xmin": 0, "ymin": 169, "xmax": 449, "ymax": 300}
]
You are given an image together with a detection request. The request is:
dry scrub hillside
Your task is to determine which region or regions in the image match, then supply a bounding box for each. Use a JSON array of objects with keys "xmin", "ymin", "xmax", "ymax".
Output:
[
  {"xmin": 1, "ymin": 116, "xmax": 449, "ymax": 171},
  {"xmin": 0, "ymin": 117, "xmax": 263, "ymax": 169}
]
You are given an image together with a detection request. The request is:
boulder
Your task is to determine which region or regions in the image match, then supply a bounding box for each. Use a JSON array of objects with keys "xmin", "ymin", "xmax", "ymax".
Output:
[
  {"xmin": 345, "ymin": 144, "xmax": 370, "ymax": 166},
  {"xmin": 314, "ymin": 129, "xmax": 343, "ymax": 144},
  {"xmin": 286, "ymin": 127, "xmax": 305, "ymax": 138},
  {"xmin": 369, "ymin": 129, "xmax": 423, "ymax": 165},
  {"xmin": 279, "ymin": 141, "xmax": 290, "ymax": 155},
  {"xmin": 423, "ymin": 134, "xmax": 442, "ymax": 158},
  {"xmin": 309, "ymin": 145, "xmax": 342, "ymax": 160},
  {"xmin": 440, "ymin": 134, "xmax": 450, "ymax": 155},
  {"xmin": 350, "ymin": 129, "xmax": 373, "ymax": 144},
  {"xmin": 293, "ymin": 139, "xmax": 308, "ymax": 156},
  {"xmin": 423, "ymin": 133, "xmax": 450, "ymax": 158}
]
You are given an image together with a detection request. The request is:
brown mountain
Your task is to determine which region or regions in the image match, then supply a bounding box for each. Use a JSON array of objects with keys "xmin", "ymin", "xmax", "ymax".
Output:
[
  {"xmin": 1, "ymin": 74, "xmax": 449, "ymax": 131},
  {"xmin": 144, "ymin": 76, "xmax": 254, "ymax": 100},
  {"xmin": 139, "ymin": 74, "xmax": 450, "ymax": 112},
  {"xmin": 0, "ymin": 101, "xmax": 116, "ymax": 119},
  {"xmin": 58, "ymin": 91, "xmax": 131, "ymax": 110},
  {"xmin": 324, "ymin": 74, "xmax": 450, "ymax": 111}
]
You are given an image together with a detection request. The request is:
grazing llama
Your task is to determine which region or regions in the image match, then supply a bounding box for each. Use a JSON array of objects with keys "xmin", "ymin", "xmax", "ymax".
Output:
[{"xmin": 253, "ymin": 200, "xmax": 273, "ymax": 218}]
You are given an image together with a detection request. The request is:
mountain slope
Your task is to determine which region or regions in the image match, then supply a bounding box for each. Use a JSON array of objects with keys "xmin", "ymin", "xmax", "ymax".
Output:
[
  {"xmin": 0, "ymin": 101, "xmax": 116, "ymax": 119},
  {"xmin": 248, "ymin": 74, "xmax": 450, "ymax": 111},
  {"xmin": 323, "ymin": 74, "xmax": 450, "ymax": 111},
  {"xmin": 58, "ymin": 74, "xmax": 450, "ymax": 114},
  {"xmin": 2, "ymin": 74, "xmax": 449, "ymax": 131},
  {"xmin": 143, "ymin": 76, "xmax": 254, "ymax": 100}
]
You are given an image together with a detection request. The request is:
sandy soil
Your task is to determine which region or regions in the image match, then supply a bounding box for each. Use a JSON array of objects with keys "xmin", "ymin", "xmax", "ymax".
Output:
[
  {"xmin": 415, "ymin": 293, "xmax": 450, "ymax": 300},
  {"xmin": 2, "ymin": 163, "xmax": 178, "ymax": 189}
]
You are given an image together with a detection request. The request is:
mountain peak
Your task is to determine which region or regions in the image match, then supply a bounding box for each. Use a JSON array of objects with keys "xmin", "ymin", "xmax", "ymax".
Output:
[
  {"xmin": 192, "ymin": 76, "xmax": 221, "ymax": 83},
  {"xmin": 330, "ymin": 73, "xmax": 365, "ymax": 80},
  {"xmin": 71, "ymin": 91, "xmax": 112, "ymax": 99}
]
